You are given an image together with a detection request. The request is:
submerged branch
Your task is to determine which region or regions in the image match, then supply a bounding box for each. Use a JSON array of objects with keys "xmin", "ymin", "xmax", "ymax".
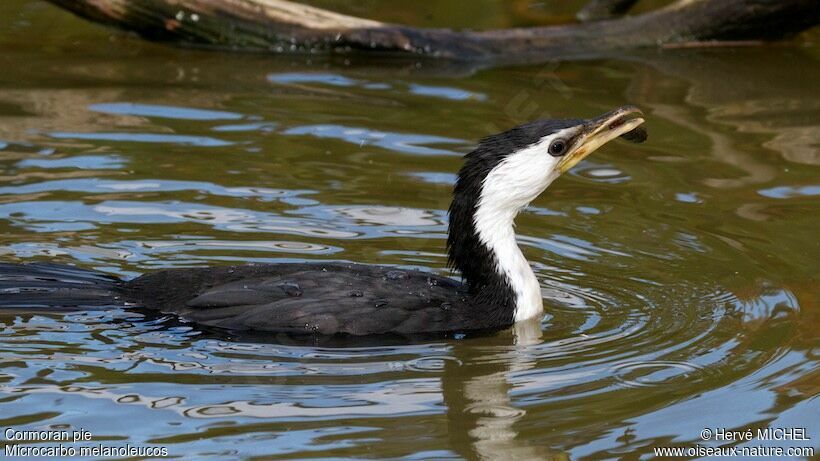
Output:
[{"xmin": 47, "ymin": 0, "xmax": 820, "ymax": 62}]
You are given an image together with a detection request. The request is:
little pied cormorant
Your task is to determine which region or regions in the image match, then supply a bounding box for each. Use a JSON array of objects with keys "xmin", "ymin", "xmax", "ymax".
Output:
[{"xmin": 0, "ymin": 106, "xmax": 646, "ymax": 337}]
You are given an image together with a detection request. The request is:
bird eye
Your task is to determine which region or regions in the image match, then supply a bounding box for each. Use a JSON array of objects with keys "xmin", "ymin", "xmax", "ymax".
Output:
[{"xmin": 549, "ymin": 139, "xmax": 567, "ymax": 156}]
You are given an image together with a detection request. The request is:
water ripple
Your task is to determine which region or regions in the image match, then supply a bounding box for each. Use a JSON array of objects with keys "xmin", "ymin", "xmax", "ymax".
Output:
[
  {"xmin": 0, "ymin": 178, "xmax": 313, "ymax": 200},
  {"xmin": 48, "ymin": 132, "xmax": 233, "ymax": 147},
  {"xmin": 284, "ymin": 124, "xmax": 466, "ymax": 156},
  {"xmin": 15, "ymin": 155, "xmax": 126, "ymax": 170},
  {"xmin": 88, "ymin": 103, "xmax": 244, "ymax": 121},
  {"xmin": 268, "ymin": 72, "xmax": 487, "ymax": 101},
  {"xmin": 611, "ymin": 360, "xmax": 705, "ymax": 388}
]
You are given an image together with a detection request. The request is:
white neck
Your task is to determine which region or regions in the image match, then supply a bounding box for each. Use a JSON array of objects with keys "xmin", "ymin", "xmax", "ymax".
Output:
[
  {"xmin": 464, "ymin": 130, "xmax": 567, "ymax": 322},
  {"xmin": 472, "ymin": 205, "xmax": 543, "ymax": 322},
  {"xmin": 467, "ymin": 134, "xmax": 566, "ymax": 323}
]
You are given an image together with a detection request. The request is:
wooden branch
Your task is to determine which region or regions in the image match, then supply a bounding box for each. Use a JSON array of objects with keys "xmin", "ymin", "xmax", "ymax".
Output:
[
  {"xmin": 577, "ymin": 0, "xmax": 640, "ymax": 22},
  {"xmin": 47, "ymin": 0, "xmax": 820, "ymax": 63}
]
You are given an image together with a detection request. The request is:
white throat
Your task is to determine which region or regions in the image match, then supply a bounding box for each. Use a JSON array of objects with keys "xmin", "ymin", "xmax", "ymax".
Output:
[
  {"xmin": 473, "ymin": 207, "xmax": 543, "ymax": 322},
  {"xmin": 472, "ymin": 138, "xmax": 564, "ymax": 323}
]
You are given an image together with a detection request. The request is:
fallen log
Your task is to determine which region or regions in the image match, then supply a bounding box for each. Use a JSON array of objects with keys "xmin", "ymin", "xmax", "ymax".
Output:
[{"xmin": 47, "ymin": 0, "xmax": 820, "ymax": 62}]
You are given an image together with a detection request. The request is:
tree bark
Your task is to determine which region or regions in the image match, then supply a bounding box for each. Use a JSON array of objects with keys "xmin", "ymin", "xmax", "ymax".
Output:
[{"xmin": 47, "ymin": 0, "xmax": 820, "ymax": 63}]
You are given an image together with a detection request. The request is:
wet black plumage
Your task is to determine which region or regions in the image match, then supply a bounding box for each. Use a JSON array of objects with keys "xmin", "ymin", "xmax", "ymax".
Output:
[{"xmin": 0, "ymin": 262, "xmax": 500, "ymax": 336}]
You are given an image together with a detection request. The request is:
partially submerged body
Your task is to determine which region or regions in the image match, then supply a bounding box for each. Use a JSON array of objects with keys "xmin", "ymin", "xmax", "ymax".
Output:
[{"xmin": 0, "ymin": 106, "xmax": 647, "ymax": 337}]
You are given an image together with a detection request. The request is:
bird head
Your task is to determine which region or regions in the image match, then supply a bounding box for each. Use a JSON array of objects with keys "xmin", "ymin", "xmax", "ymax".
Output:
[
  {"xmin": 447, "ymin": 105, "xmax": 646, "ymax": 309},
  {"xmin": 456, "ymin": 105, "xmax": 647, "ymax": 216}
]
